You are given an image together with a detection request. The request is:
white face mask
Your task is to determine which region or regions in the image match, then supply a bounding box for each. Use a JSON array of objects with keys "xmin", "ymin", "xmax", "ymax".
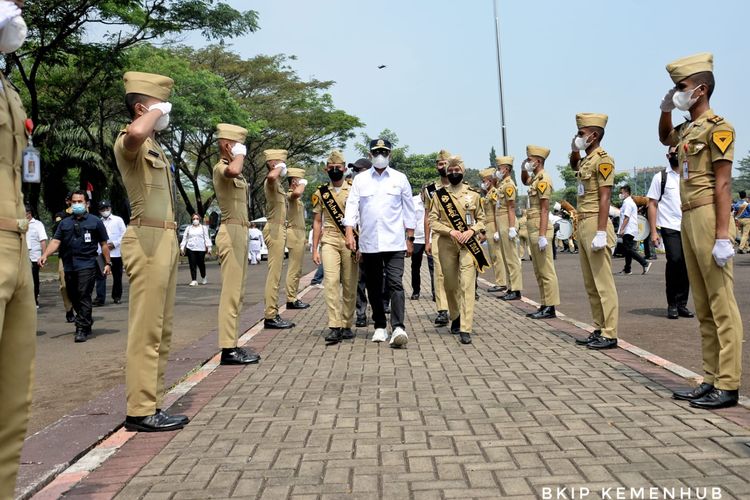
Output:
[
  {"xmin": 154, "ymin": 112, "xmax": 170, "ymax": 131},
  {"xmin": 192, "ymin": 219, "xmax": 200, "ymax": 226},
  {"xmin": 372, "ymin": 155, "xmax": 389, "ymax": 169},
  {"xmin": 0, "ymin": 15, "xmax": 27, "ymax": 54},
  {"xmin": 481, "ymin": 181, "xmax": 489, "ymax": 191},
  {"xmin": 574, "ymin": 135, "xmax": 591, "ymax": 151},
  {"xmin": 524, "ymin": 160, "xmax": 536, "ymax": 173},
  {"xmin": 495, "ymin": 170, "xmax": 505, "ymax": 180},
  {"xmin": 100, "ymin": 210, "xmax": 111, "ymax": 219},
  {"xmin": 672, "ymin": 86, "xmax": 700, "ymax": 111},
  {"xmin": 618, "ymin": 193, "xmax": 624, "ymax": 200}
]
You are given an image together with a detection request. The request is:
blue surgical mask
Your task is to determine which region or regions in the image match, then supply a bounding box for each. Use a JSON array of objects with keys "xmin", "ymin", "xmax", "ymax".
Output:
[{"xmin": 71, "ymin": 203, "xmax": 86, "ymax": 215}]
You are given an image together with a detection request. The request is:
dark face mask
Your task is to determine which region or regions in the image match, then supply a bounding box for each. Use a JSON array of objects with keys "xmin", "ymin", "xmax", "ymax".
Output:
[
  {"xmin": 668, "ymin": 154, "xmax": 678, "ymax": 168},
  {"xmin": 328, "ymin": 168, "xmax": 344, "ymax": 182},
  {"xmin": 447, "ymin": 173, "xmax": 463, "ymax": 185},
  {"xmin": 437, "ymin": 167, "xmax": 447, "ymax": 177}
]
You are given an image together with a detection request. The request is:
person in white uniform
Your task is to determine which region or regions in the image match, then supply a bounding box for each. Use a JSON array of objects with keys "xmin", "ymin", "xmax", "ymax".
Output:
[{"xmin": 248, "ymin": 222, "xmax": 264, "ymax": 265}]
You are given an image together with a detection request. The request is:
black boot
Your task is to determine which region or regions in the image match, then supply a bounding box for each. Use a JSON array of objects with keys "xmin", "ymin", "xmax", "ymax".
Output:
[
  {"xmin": 286, "ymin": 300, "xmax": 310, "ymax": 310},
  {"xmin": 74, "ymin": 328, "xmax": 87, "ymax": 343},
  {"xmin": 264, "ymin": 315, "xmax": 295, "ymax": 329},
  {"xmin": 500, "ymin": 290, "xmax": 521, "ymax": 301},
  {"xmin": 434, "ymin": 310, "xmax": 449, "ymax": 326},
  {"xmin": 575, "ymin": 329, "xmax": 601, "ymax": 345},
  {"xmin": 689, "ymin": 389, "xmax": 739, "ymax": 409},
  {"xmin": 587, "ymin": 336, "xmax": 617, "ymax": 350},
  {"xmin": 221, "ymin": 347, "xmax": 260, "ymax": 365},
  {"xmin": 156, "ymin": 409, "xmax": 189, "ymax": 426},
  {"xmin": 459, "ymin": 332, "xmax": 472, "ymax": 344},
  {"xmin": 124, "ymin": 412, "xmax": 185, "ymax": 432},
  {"xmin": 530, "ymin": 306, "xmax": 556, "ymax": 319},
  {"xmin": 677, "ymin": 305, "xmax": 694, "ymax": 318},
  {"xmin": 526, "ymin": 305, "xmax": 543, "ymax": 318},
  {"xmin": 355, "ymin": 316, "xmax": 367, "ymax": 327},
  {"xmin": 324, "ymin": 328, "xmax": 342, "ymax": 344},
  {"xmin": 340, "ymin": 328, "xmax": 355, "ymax": 339},
  {"xmin": 667, "ymin": 305, "xmax": 679, "ymax": 319},
  {"xmin": 450, "ymin": 316, "xmax": 460, "ymax": 335},
  {"xmin": 673, "ymin": 382, "xmax": 714, "ymax": 401}
]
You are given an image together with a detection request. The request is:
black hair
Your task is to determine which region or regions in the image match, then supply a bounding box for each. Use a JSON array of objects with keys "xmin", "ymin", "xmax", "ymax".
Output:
[
  {"xmin": 125, "ymin": 93, "xmax": 149, "ymax": 119},
  {"xmin": 692, "ymin": 71, "xmax": 715, "ymax": 99},
  {"xmin": 740, "ymin": 191, "xmax": 747, "ymax": 199},
  {"xmin": 71, "ymin": 189, "xmax": 89, "ymax": 201},
  {"xmin": 620, "ymin": 185, "xmax": 631, "ymax": 195}
]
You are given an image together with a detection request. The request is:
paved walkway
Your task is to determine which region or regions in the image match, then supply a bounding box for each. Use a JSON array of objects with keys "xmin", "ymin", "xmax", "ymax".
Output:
[{"xmin": 38, "ymin": 271, "xmax": 750, "ymax": 499}]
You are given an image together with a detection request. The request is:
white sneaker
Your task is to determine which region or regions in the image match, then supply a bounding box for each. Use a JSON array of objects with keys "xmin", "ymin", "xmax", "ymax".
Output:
[
  {"xmin": 200, "ymin": 277, "xmax": 208, "ymax": 285},
  {"xmin": 371, "ymin": 328, "xmax": 388, "ymax": 343},
  {"xmin": 189, "ymin": 280, "xmax": 198, "ymax": 287},
  {"xmin": 389, "ymin": 327, "xmax": 408, "ymax": 348}
]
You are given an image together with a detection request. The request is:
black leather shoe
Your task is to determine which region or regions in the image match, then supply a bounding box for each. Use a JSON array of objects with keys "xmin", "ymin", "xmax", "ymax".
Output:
[
  {"xmin": 113, "ymin": 298, "xmax": 122, "ymax": 304},
  {"xmin": 530, "ymin": 306, "xmax": 556, "ymax": 320},
  {"xmin": 459, "ymin": 332, "xmax": 472, "ymax": 344},
  {"xmin": 667, "ymin": 305, "xmax": 679, "ymax": 319},
  {"xmin": 689, "ymin": 389, "xmax": 739, "ymax": 409},
  {"xmin": 124, "ymin": 412, "xmax": 185, "ymax": 432},
  {"xmin": 340, "ymin": 328, "xmax": 354, "ymax": 339},
  {"xmin": 264, "ymin": 315, "xmax": 295, "ymax": 329},
  {"xmin": 221, "ymin": 347, "xmax": 260, "ymax": 365},
  {"xmin": 286, "ymin": 300, "xmax": 310, "ymax": 310},
  {"xmin": 356, "ymin": 316, "xmax": 367, "ymax": 327},
  {"xmin": 74, "ymin": 329, "xmax": 87, "ymax": 343},
  {"xmin": 66, "ymin": 309, "xmax": 76, "ymax": 323},
  {"xmin": 526, "ymin": 305, "xmax": 543, "ymax": 318},
  {"xmin": 324, "ymin": 328, "xmax": 342, "ymax": 344},
  {"xmin": 92, "ymin": 300, "xmax": 104, "ymax": 307},
  {"xmin": 672, "ymin": 382, "xmax": 714, "ymax": 401},
  {"xmin": 575, "ymin": 330, "xmax": 601, "ymax": 345},
  {"xmin": 587, "ymin": 337, "xmax": 617, "ymax": 350},
  {"xmin": 677, "ymin": 306, "xmax": 694, "ymax": 318},
  {"xmin": 487, "ymin": 285, "xmax": 507, "ymax": 293},
  {"xmin": 410, "ymin": 293, "xmax": 420, "ymax": 300},
  {"xmin": 434, "ymin": 311, "xmax": 449, "ymax": 326},
  {"xmin": 156, "ymin": 409, "xmax": 189, "ymax": 426},
  {"xmin": 500, "ymin": 290, "xmax": 521, "ymax": 301},
  {"xmin": 450, "ymin": 316, "xmax": 461, "ymax": 335}
]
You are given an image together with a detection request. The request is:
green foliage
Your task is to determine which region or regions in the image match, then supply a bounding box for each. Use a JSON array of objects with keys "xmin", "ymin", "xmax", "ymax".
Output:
[{"xmin": 733, "ymin": 152, "xmax": 750, "ymax": 195}]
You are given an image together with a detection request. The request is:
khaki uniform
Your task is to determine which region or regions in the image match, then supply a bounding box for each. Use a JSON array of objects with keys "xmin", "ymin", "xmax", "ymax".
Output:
[
  {"xmin": 422, "ymin": 181, "xmax": 449, "ymax": 311},
  {"xmin": 483, "ymin": 186, "xmax": 506, "ymax": 287},
  {"xmin": 526, "ymin": 170, "xmax": 560, "ymax": 306},
  {"xmin": 0, "ymin": 73, "xmax": 36, "ymax": 498},
  {"xmin": 497, "ymin": 177, "xmax": 523, "ymax": 291},
  {"xmin": 312, "ymin": 182, "xmax": 359, "ymax": 328},
  {"xmin": 428, "ymin": 183, "xmax": 486, "ymax": 333},
  {"xmin": 263, "ymin": 178, "xmax": 287, "ymax": 319},
  {"xmin": 574, "ymin": 147, "xmax": 619, "ymax": 339},
  {"xmin": 114, "ymin": 131, "xmax": 178, "ymax": 417},
  {"xmin": 213, "ymin": 159, "xmax": 250, "ymax": 349},
  {"xmin": 667, "ymin": 109, "xmax": 743, "ymax": 390},
  {"xmin": 518, "ymin": 214, "xmax": 530, "ymax": 258},
  {"xmin": 285, "ymin": 191, "xmax": 306, "ymax": 303}
]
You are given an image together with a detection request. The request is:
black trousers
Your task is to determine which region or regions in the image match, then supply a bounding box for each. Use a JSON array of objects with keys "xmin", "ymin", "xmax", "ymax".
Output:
[
  {"xmin": 30, "ymin": 261, "xmax": 40, "ymax": 304},
  {"xmin": 411, "ymin": 243, "xmax": 426, "ymax": 294},
  {"xmin": 95, "ymin": 256, "xmax": 123, "ymax": 302},
  {"xmin": 362, "ymin": 251, "xmax": 405, "ymax": 329},
  {"xmin": 356, "ymin": 260, "xmax": 368, "ymax": 320},
  {"xmin": 65, "ymin": 267, "xmax": 97, "ymax": 332},
  {"xmin": 186, "ymin": 249, "xmax": 207, "ymax": 280},
  {"xmin": 660, "ymin": 227, "xmax": 690, "ymax": 307},
  {"xmin": 622, "ymin": 234, "xmax": 648, "ymax": 272}
]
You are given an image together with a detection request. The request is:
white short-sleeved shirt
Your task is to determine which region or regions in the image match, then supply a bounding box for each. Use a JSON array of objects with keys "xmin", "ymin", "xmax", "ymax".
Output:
[
  {"xmin": 413, "ymin": 195, "xmax": 426, "ymax": 244},
  {"xmin": 619, "ymin": 196, "xmax": 639, "ymax": 237},
  {"xmin": 26, "ymin": 218, "xmax": 47, "ymax": 262},
  {"xmin": 646, "ymin": 169, "xmax": 682, "ymax": 232}
]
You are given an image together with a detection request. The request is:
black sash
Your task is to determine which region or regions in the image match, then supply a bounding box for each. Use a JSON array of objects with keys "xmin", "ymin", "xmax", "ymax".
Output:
[
  {"xmin": 425, "ymin": 183, "xmax": 437, "ymax": 199},
  {"xmin": 435, "ymin": 187, "xmax": 489, "ymax": 271},
  {"xmin": 319, "ymin": 184, "xmax": 358, "ymax": 244}
]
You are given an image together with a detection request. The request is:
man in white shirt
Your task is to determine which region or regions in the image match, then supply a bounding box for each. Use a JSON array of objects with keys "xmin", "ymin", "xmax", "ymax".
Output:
[
  {"xmin": 94, "ymin": 200, "xmax": 127, "ymax": 305},
  {"xmin": 344, "ymin": 139, "xmax": 416, "ymax": 348},
  {"xmin": 647, "ymin": 147, "xmax": 693, "ymax": 319},
  {"xmin": 617, "ymin": 185, "xmax": 651, "ymax": 276},
  {"xmin": 248, "ymin": 223, "xmax": 264, "ymax": 265},
  {"xmin": 409, "ymin": 194, "xmax": 428, "ymax": 300},
  {"xmin": 25, "ymin": 206, "xmax": 48, "ymax": 307}
]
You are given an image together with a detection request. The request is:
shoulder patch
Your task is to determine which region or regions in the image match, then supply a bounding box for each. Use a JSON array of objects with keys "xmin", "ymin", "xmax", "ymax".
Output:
[
  {"xmin": 537, "ymin": 181, "xmax": 548, "ymax": 194},
  {"xmin": 598, "ymin": 163, "xmax": 613, "ymax": 180},
  {"xmin": 505, "ymin": 185, "xmax": 515, "ymax": 198},
  {"xmin": 708, "ymin": 115, "xmax": 724, "ymax": 125},
  {"xmin": 712, "ymin": 130, "xmax": 733, "ymax": 154}
]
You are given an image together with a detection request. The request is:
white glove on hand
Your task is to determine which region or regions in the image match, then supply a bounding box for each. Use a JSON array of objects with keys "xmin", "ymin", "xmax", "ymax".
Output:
[
  {"xmin": 592, "ymin": 231, "xmax": 608, "ymax": 251},
  {"xmin": 509, "ymin": 227, "xmax": 518, "ymax": 239},
  {"xmin": 148, "ymin": 102, "xmax": 172, "ymax": 116},
  {"xmin": 298, "ymin": 179, "xmax": 308, "ymax": 187},
  {"xmin": 660, "ymin": 88, "xmax": 676, "ymax": 112},
  {"xmin": 231, "ymin": 143, "xmax": 247, "ymax": 158},
  {"xmin": 493, "ymin": 232, "xmax": 500, "ymax": 242},
  {"xmin": 538, "ymin": 236, "xmax": 548, "ymax": 251},
  {"xmin": 276, "ymin": 162, "xmax": 287, "ymax": 177},
  {"xmin": 712, "ymin": 239, "xmax": 735, "ymax": 267},
  {"xmin": 0, "ymin": 2, "xmax": 21, "ymax": 30}
]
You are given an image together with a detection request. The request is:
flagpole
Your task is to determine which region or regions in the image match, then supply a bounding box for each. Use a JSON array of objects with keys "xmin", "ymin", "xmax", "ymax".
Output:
[{"xmin": 492, "ymin": 0, "xmax": 508, "ymax": 156}]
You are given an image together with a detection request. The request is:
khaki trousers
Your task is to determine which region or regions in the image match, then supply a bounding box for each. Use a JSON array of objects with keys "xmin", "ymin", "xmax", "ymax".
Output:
[
  {"xmin": 216, "ymin": 224, "xmax": 248, "ymax": 348},
  {"xmin": 738, "ymin": 218, "xmax": 750, "ymax": 252},
  {"xmin": 59, "ymin": 258, "xmax": 72, "ymax": 311},
  {"xmin": 485, "ymin": 222, "xmax": 506, "ymax": 287},
  {"xmin": 682, "ymin": 205, "xmax": 743, "ymax": 390},
  {"xmin": 497, "ymin": 211, "xmax": 523, "ymax": 291},
  {"xmin": 431, "ymin": 231, "xmax": 448, "ymax": 311},
  {"xmin": 577, "ymin": 217, "xmax": 618, "ymax": 339},
  {"xmin": 321, "ymin": 231, "xmax": 359, "ymax": 328},
  {"xmin": 438, "ymin": 236, "xmax": 477, "ymax": 333},
  {"xmin": 527, "ymin": 216, "xmax": 560, "ymax": 306},
  {"xmin": 263, "ymin": 223, "xmax": 287, "ymax": 319},
  {"xmin": 285, "ymin": 228, "xmax": 306, "ymax": 302},
  {"xmin": 121, "ymin": 226, "xmax": 178, "ymax": 416},
  {"xmin": 0, "ymin": 232, "xmax": 36, "ymax": 498}
]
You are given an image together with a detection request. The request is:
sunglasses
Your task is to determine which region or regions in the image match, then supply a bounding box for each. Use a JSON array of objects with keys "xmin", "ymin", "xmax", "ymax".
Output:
[{"xmin": 371, "ymin": 149, "xmax": 390, "ymax": 157}]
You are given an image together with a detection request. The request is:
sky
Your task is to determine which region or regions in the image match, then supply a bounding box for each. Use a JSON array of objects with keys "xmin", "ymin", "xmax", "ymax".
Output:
[{"xmin": 185, "ymin": 0, "xmax": 748, "ymax": 193}]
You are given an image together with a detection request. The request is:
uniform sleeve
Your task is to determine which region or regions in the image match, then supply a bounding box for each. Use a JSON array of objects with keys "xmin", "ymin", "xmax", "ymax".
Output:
[
  {"xmin": 472, "ymin": 193, "xmax": 486, "ymax": 234},
  {"xmin": 505, "ymin": 182, "xmax": 517, "ymax": 202},
  {"xmin": 37, "ymin": 223, "xmax": 48, "ymax": 241},
  {"xmin": 311, "ymin": 188, "xmax": 322, "ymax": 214},
  {"xmin": 664, "ymin": 124, "xmax": 682, "ymax": 147},
  {"xmin": 538, "ymin": 174, "xmax": 553, "ymax": 200},
  {"xmin": 646, "ymin": 172, "xmax": 662, "ymax": 201},
  {"xmin": 596, "ymin": 155, "xmax": 615, "ymax": 188},
  {"xmin": 709, "ymin": 121, "xmax": 735, "ymax": 163},
  {"xmin": 113, "ymin": 132, "xmax": 138, "ymax": 162},
  {"xmin": 53, "ymin": 222, "xmax": 64, "ymax": 241}
]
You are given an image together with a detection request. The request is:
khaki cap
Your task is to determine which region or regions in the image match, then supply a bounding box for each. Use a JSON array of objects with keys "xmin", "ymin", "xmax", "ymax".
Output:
[
  {"xmin": 287, "ymin": 167, "xmax": 306, "ymax": 179},
  {"xmin": 436, "ymin": 149, "xmax": 452, "ymax": 162},
  {"xmin": 123, "ymin": 71, "xmax": 173, "ymax": 101},
  {"xmin": 666, "ymin": 52, "xmax": 713, "ymax": 83},
  {"xmin": 576, "ymin": 113, "xmax": 608, "ymax": 129},
  {"xmin": 263, "ymin": 149, "xmax": 288, "ymax": 162},
  {"xmin": 480, "ymin": 168, "xmax": 496, "ymax": 178},
  {"xmin": 448, "ymin": 155, "xmax": 465, "ymax": 173},
  {"xmin": 495, "ymin": 156, "xmax": 513, "ymax": 167},
  {"xmin": 526, "ymin": 145, "xmax": 550, "ymax": 160},
  {"xmin": 327, "ymin": 150, "xmax": 345, "ymax": 164},
  {"xmin": 216, "ymin": 123, "xmax": 248, "ymax": 143}
]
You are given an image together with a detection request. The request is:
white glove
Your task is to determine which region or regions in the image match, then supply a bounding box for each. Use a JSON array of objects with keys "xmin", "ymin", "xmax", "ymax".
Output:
[
  {"xmin": 298, "ymin": 179, "xmax": 308, "ymax": 187},
  {"xmin": 660, "ymin": 88, "xmax": 676, "ymax": 112},
  {"xmin": 538, "ymin": 236, "xmax": 548, "ymax": 251},
  {"xmin": 148, "ymin": 102, "xmax": 172, "ymax": 116},
  {"xmin": 509, "ymin": 227, "xmax": 517, "ymax": 239},
  {"xmin": 712, "ymin": 239, "xmax": 735, "ymax": 267},
  {"xmin": 592, "ymin": 231, "xmax": 607, "ymax": 251},
  {"xmin": 0, "ymin": 2, "xmax": 21, "ymax": 30},
  {"xmin": 493, "ymin": 232, "xmax": 500, "ymax": 242},
  {"xmin": 231, "ymin": 143, "xmax": 247, "ymax": 158},
  {"xmin": 276, "ymin": 162, "xmax": 287, "ymax": 177}
]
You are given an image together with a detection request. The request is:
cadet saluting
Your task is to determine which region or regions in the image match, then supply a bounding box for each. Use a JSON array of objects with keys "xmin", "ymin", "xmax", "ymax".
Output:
[
  {"xmin": 660, "ymin": 53, "xmax": 743, "ymax": 409},
  {"xmin": 480, "ymin": 167, "xmax": 507, "ymax": 293},
  {"xmin": 428, "ymin": 156, "xmax": 487, "ymax": 345},
  {"xmin": 495, "ymin": 156, "xmax": 523, "ymax": 301}
]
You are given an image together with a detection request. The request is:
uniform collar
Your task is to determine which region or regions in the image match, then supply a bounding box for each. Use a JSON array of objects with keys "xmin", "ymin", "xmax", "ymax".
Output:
[
  {"xmin": 371, "ymin": 166, "xmax": 391, "ymax": 178},
  {"xmin": 690, "ymin": 108, "xmax": 715, "ymax": 124}
]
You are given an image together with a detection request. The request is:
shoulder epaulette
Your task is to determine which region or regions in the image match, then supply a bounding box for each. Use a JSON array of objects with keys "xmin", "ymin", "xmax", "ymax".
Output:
[
  {"xmin": 708, "ymin": 115, "xmax": 724, "ymax": 125},
  {"xmin": 468, "ymin": 186, "xmax": 481, "ymax": 194},
  {"xmin": 347, "ymin": 178, "xmax": 352, "ymax": 185},
  {"xmin": 597, "ymin": 150, "xmax": 608, "ymax": 157}
]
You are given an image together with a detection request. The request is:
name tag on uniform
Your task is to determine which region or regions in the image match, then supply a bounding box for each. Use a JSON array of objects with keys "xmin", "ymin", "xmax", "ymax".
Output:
[
  {"xmin": 84, "ymin": 231, "xmax": 92, "ymax": 243},
  {"xmin": 466, "ymin": 213, "xmax": 473, "ymax": 225},
  {"xmin": 577, "ymin": 182, "xmax": 585, "ymax": 196},
  {"xmin": 683, "ymin": 160, "xmax": 689, "ymax": 180}
]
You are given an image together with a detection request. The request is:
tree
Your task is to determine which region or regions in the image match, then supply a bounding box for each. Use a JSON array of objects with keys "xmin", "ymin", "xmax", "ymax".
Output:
[
  {"xmin": 734, "ymin": 152, "xmax": 750, "ymax": 195},
  {"xmin": 489, "ymin": 146, "xmax": 497, "ymax": 168}
]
